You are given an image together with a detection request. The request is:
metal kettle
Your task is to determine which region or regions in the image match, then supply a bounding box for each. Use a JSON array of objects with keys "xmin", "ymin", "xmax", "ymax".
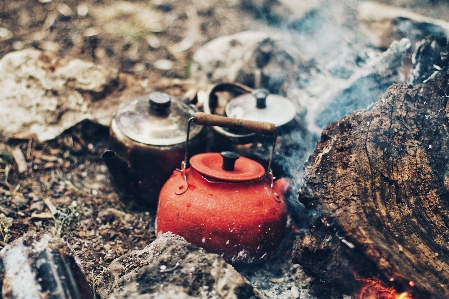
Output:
[
  {"xmin": 156, "ymin": 113, "xmax": 288, "ymax": 264},
  {"xmin": 102, "ymin": 92, "xmax": 207, "ymax": 208},
  {"xmin": 203, "ymin": 82, "xmax": 308, "ymax": 177}
]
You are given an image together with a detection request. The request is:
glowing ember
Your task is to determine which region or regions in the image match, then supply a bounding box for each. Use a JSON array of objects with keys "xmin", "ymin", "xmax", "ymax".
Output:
[
  {"xmin": 291, "ymin": 225, "xmax": 301, "ymax": 234},
  {"xmin": 358, "ymin": 278, "xmax": 412, "ymax": 299}
]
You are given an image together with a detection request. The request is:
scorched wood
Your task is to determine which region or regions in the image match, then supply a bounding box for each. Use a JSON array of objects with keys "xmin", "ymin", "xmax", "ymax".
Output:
[{"xmin": 293, "ymin": 65, "xmax": 449, "ymax": 298}]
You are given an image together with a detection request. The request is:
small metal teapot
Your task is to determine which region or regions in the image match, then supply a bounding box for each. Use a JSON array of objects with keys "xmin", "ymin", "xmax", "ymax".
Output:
[
  {"xmin": 102, "ymin": 92, "xmax": 206, "ymax": 208},
  {"xmin": 156, "ymin": 112, "xmax": 288, "ymax": 264},
  {"xmin": 203, "ymin": 82, "xmax": 308, "ymax": 177}
]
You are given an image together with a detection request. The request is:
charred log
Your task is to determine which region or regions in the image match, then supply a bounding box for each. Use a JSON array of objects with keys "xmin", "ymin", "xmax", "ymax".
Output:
[
  {"xmin": 0, "ymin": 233, "xmax": 93, "ymax": 299},
  {"xmin": 292, "ymin": 62, "xmax": 449, "ymax": 298}
]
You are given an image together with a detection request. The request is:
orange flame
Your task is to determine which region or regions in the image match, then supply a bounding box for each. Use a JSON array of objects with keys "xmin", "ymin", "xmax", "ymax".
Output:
[{"xmin": 358, "ymin": 278, "xmax": 412, "ymax": 299}]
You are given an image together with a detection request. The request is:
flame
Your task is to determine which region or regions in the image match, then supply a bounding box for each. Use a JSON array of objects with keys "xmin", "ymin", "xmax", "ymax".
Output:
[{"xmin": 357, "ymin": 278, "xmax": 412, "ymax": 299}]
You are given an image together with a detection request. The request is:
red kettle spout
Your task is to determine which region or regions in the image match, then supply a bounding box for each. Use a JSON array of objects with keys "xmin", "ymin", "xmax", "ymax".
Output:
[{"xmin": 273, "ymin": 177, "xmax": 289, "ymax": 196}]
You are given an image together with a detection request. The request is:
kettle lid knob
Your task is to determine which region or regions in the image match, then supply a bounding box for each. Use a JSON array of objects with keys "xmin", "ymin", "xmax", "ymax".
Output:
[
  {"xmin": 251, "ymin": 89, "xmax": 269, "ymax": 109},
  {"xmin": 221, "ymin": 151, "xmax": 240, "ymax": 171},
  {"xmin": 149, "ymin": 92, "xmax": 171, "ymax": 111}
]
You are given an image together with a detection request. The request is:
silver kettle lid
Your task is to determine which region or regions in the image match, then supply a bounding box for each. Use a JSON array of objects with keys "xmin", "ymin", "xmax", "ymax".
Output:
[
  {"xmin": 115, "ymin": 92, "xmax": 202, "ymax": 146},
  {"xmin": 225, "ymin": 89, "xmax": 296, "ymax": 127}
]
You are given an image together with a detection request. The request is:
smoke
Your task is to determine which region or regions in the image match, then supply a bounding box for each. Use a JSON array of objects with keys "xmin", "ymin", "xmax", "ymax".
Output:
[{"xmin": 237, "ymin": 1, "xmax": 424, "ymax": 229}]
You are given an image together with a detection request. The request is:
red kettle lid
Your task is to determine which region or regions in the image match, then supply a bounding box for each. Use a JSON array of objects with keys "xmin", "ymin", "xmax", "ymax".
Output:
[{"xmin": 190, "ymin": 152, "xmax": 265, "ymax": 182}]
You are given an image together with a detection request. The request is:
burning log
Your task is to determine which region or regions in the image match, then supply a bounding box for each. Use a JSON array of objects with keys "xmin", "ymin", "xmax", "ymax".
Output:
[{"xmin": 292, "ymin": 54, "xmax": 449, "ymax": 297}]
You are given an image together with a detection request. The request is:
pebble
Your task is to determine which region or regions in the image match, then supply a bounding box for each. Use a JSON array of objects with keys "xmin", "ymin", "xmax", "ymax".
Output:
[
  {"xmin": 29, "ymin": 201, "xmax": 45, "ymax": 212},
  {"xmin": 146, "ymin": 35, "xmax": 161, "ymax": 48},
  {"xmin": 11, "ymin": 195, "xmax": 28, "ymax": 210},
  {"xmin": 0, "ymin": 27, "xmax": 12, "ymax": 40},
  {"xmin": 154, "ymin": 59, "xmax": 173, "ymax": 70},
  {"xmin": 77, "ymin": 4, "xmax": 88, "ymax": 17},
  {"xmin": 291, "ymin": 285, "xmax": 300, "ymax": 298},
  {"xmin": 270, "ymin": 277, "xmax": 284, "ymax": 283},
  {"xmin": 57, "ymin": 3, "xmax": 74, "ymax": 17}
]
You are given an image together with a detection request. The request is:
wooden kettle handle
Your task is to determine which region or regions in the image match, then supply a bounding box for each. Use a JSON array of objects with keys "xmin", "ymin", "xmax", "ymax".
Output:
[{"xmin": 193, "ymin": 112, "xmax": 276, "ymax": 135}]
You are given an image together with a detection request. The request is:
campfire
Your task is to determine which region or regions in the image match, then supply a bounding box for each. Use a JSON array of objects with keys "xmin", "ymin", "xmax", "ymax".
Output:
[
  {"xmin": 1, "ymin": 0, "xmax": 449, "ymax": 299},
  {"xmin": 357, "ymin": 278, "xmax": 412, "ymax": 299}
]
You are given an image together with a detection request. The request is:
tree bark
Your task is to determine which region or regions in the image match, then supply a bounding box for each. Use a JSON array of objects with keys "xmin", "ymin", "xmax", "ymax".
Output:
[{"xmin": 293, "ymin": 66, "xmax": 449, "ymax": 298}]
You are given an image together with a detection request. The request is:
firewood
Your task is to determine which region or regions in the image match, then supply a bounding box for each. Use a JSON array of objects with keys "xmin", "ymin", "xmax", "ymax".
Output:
[{"xmin": 292, "ymin": 65, "xmax": 449, "ymax": 298}]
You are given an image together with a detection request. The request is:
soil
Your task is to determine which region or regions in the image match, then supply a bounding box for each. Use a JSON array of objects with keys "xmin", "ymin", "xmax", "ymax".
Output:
[
  {"xmin": 1, "ymin": 0, "xmax": 449, "ymax": 298},
  {"xmin": 0, "ymin": 0, "xmax": 265, "ymax": 291},
  {"xmin": 0, "ymin": 0, "xmax": 264, "ymax": 79}
]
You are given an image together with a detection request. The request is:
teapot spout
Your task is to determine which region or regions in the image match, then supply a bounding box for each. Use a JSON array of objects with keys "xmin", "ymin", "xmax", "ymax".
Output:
[
  {"xmin": 101, "ymin": 150, "xmax": 135, "ymax": 194},
  {"xmin": 273, "ymin": 177, "xmax": 289, "ymax": 195}
]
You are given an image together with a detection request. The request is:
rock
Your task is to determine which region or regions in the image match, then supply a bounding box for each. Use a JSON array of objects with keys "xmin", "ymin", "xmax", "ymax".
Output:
[
  {"xmin": 357, "ymin": 1, "xmax": 449, "ymax": 48},
  {"xmin": 0, "ymin": 49, "xmax": 118, "ymax": 142},
  {"xmin": 0, "ymin": 233, "xmax": 93, "ymax": 299},
  {"xmin": 29, "ymin": 201, "xmax": 45, "ymax": 212},
  {"xmin": 240, "ymin": 0, "xmax": 323, "ymax": 24},
  {"xmin": 189, "ymin": 31, "xmax": 308, "ymax": 97},
  {"xmin": 97, "ymin": 232, "xmax": 265, "ymax": 299},
  {"xmin": 408, "ymin": 37, "xmax": 448, "ymax": 85},
  {"xmin": 10, "ymin": 195, "xmax": 28, "ymax": 210},
  {"xmin": 90, "ymin": 1, "xmax": 166, "ymax": 37},
  {"xmin": 301, "ymin": 38, "xmax": 411, "ymax": 134}
]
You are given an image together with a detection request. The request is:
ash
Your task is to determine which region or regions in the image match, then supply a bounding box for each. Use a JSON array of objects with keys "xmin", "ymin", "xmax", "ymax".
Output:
[
  {"xmin": 237, "ymin": 256, "xmax": 315, "ymax": 299},
  {"xmin": 235, "ymin": 225, "xmax": 316, "ymax": 299}
]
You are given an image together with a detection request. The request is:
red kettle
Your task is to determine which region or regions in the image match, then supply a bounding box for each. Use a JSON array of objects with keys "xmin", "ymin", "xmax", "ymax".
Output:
[{"xmin": 156, "ymin": 112, "xmax": 288, "ymax": 264}]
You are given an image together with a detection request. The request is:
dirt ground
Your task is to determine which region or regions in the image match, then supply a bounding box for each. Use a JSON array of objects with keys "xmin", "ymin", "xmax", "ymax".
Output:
[
  {"xmin": 0, "ymin": 0, "xmax": 260, "ymax": 279},
  {"xmin": 0, "ymin": 0, "xmax": 272, "ymax": 293},
  {"xmin": 1, "ymin": 0, "xmax": 449, "ymax": 297}
]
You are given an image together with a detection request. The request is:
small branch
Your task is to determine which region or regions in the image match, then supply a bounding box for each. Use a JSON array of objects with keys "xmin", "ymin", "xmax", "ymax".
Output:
[
  {"xmin": 44, "ymin": 198, "xmax": 58, "ymax": 216},
  {"xmin": 11, "ymin": 147, "xmax": 27, "ymax": 174},
  {"xmin": 31, "ymin": 212, "xmax": 54, "ymax": 219}
]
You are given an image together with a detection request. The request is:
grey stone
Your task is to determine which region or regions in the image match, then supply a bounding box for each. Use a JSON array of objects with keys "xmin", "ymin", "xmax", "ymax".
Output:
[
  {"xmin": 300, "ymin": 38, "xmax": 411, "ymax": 134},
  {"xmin": 0, "ymin": 233, "xmax": 92, "ymax": 299},
  {"xmin": 357, "ymin": 1, "xmax": 449, "ymax": 48},
  {"xmin": 97, "ymin": 232, "xmax": 265, "ymax": 299},
  {"xmin": 0, "ymin": 49, "xmax": 118, "ymax": 141},
  {"xmin": 10, "ymin": 195, "xmax": 28, "ymax": 210},
  {"xmin": 189, "ymin": 31, "xmax": 307, "ymax": 98},
  {"xmin": 240, "ymin": 0, "xmax": 323, "ymax": 24}
]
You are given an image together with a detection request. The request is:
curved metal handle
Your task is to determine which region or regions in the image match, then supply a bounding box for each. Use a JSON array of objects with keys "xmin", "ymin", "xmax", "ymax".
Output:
[
  {"xmin": 206, "ymin": 83, "xmax": 253, "ymax": 112},
  {"xmin": 184, "ymin": 112, "xmax": 277, "ymax": 186},
  {"xmin": 204, "ymin": 82, "xmax": 256, "ymax": 141}
]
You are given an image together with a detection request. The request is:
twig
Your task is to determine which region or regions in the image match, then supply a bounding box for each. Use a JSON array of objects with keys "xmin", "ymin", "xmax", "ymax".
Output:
[
  {"xmin": 12, "ymin": 184, "xmax": 21, "ymax": 195},
  {"xmin": 0, "ymin": 205, "xmax": 13, "ymax": 216},
  {"xmin": 160, "ymin": 262, "xmax": 179, "ymax": 272},
  {"xmin": 44, "ymin": 198, "xmax": 58, "ymax": 216},
  {"xmin": 31, "ymin": 212, "xmax": 54, "ymax": 219},
  {"xmin": 72, "ymin": 132, "xmax": 87, "ymax": 148},
  {"xmin": 11, "ymin": 147, "xmax": 27, "ymax": 174},
  {"xmin": 4, "ymin": 165, "xmax": 10, "ymax": 184},
  {"xmin": 26, "ymin": 137, "xmax": 34, "ymax": 160},
  {"xmin": 0, "ymin": 180, "xmax": 11, "ymax": 190}
]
